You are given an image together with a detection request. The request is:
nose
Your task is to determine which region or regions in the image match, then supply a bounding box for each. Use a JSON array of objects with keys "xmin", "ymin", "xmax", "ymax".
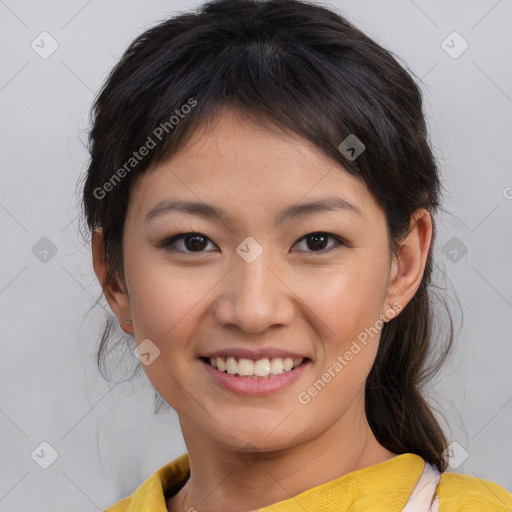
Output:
[{"xmin": 213, "ymin": 251, "xmax": 295, "ymax": 334}]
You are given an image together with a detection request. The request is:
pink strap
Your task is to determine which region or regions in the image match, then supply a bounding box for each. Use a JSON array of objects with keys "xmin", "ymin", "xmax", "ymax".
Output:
[{"xmin": 401, "ymin": 461, "xmax": 441, "ymax": 512}]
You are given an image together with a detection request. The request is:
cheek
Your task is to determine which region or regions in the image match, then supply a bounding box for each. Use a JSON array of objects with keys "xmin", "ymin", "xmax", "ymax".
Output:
[
  {"xmin": 124, "ymin": 251, "xmax": 211, "ymax": 351},
  {"xmin": 301, "ymin": 259, "xmax": 388, "ymax": 333},
  {"xmin": 299, "ymin": 259, "xmax": 388, "ymax": 381},
  {"xmin": 124, "ymin": 255, "xmax": 209, "ymax": 411}
]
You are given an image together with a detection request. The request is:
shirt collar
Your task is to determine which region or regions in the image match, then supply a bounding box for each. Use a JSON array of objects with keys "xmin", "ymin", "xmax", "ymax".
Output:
[{"xmin": 123, "ymin": 452, "xmax": 425, "ymax": 512}]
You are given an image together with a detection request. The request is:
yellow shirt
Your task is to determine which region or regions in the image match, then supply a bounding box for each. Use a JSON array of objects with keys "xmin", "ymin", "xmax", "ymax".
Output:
[{"xmin": 104, "ymin": 452, "xmax": 512, "ymax": 511}]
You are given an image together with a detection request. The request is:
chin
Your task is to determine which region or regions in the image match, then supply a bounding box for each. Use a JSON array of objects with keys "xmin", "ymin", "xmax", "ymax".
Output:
[{"xmin": 212, "ymin": 421, "xmax": 302, "ymax": 454}]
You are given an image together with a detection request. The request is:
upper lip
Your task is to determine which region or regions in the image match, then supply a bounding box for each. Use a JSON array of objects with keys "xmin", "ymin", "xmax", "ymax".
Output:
[{"xmin": 201, "ymin": 348, "xmax": 310, "ymax": 360}]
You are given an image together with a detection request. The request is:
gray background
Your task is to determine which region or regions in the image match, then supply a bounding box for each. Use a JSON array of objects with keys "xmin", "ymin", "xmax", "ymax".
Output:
[{"xmin": 1, "ymin": 0, "xmax": 511, "ymax": 510}]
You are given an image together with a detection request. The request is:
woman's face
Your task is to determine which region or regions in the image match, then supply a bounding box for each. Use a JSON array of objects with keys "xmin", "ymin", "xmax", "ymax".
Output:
[{"xmin": 106, "ymin": 107, "xmax": 411, "ymax": 453}]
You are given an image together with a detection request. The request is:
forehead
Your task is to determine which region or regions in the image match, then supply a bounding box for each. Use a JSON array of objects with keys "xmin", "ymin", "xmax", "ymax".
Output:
[{"xmin": 127, "ymin": 108, "xmax": 382, "ymax": 227}]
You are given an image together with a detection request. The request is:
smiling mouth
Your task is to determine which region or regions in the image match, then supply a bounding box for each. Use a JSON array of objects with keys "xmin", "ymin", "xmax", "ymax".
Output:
[{"xmin": 200, "ymin": 356, "xmax": 308, "ymax": 378}]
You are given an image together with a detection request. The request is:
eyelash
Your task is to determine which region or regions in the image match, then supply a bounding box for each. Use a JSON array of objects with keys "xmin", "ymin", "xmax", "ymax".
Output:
[{"xmin": 158, "ymin": 231, "xmax": 347, "ymax": 255}]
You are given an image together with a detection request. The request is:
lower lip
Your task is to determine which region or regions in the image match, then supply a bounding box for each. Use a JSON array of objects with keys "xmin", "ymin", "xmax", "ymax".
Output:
[{"xmin": 200, "ymin": 359, "xmax": 311, "ymax": 396}]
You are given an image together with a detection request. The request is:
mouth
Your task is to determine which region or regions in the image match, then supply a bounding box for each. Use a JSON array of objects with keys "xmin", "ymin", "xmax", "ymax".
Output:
[{"xmin": 200, "ymin": 356, "xmax": 310, "ymax": 379}]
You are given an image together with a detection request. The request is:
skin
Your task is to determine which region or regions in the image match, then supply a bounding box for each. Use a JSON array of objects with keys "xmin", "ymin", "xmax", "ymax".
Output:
[{"xmin": 92, "ymin": 106, "xmax": 432, "ymax": 512}]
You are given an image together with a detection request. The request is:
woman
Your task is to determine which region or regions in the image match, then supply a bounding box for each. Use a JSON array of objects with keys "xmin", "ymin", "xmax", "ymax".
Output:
[{"xmin": 81, "ymin": 0, "xmax": 512, "ymax": 510}]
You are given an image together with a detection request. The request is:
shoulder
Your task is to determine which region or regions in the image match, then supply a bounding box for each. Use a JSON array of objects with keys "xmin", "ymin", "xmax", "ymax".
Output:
[
  {"xmin": 437, "ymin": 471, "xmax": 512, "ymax": 511},
  {"xmin": 104, "ymin": 495, "xmax": 131, "ymax": 512},
  {"xmin": 103, "ymin": 453, "xmax": 190, "ymax": 512}
]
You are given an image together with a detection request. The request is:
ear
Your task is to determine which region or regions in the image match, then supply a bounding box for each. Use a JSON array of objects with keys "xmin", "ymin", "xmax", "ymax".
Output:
[
  {"xmin": 382, "ymin": 208, "xmax": 432, "ymax": 321},
  {"xmin": 92, "ymin": 228, "xmax": 133, "ymax": 335}
]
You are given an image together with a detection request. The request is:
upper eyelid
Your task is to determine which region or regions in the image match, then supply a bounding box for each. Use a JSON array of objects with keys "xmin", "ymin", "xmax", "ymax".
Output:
[{"xmin": 160, "ymin": 232, "xmax": 346, "ymax": 252}]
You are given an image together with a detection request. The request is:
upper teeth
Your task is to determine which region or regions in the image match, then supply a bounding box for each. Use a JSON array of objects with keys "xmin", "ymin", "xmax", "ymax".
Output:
[{"xmin": 209, "ymin": 356, "xmax": 303, "ymax": 377}]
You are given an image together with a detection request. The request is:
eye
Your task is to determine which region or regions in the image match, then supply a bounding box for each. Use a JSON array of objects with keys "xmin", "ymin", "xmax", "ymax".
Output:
[
  {"xmin": 159, "ymin": 231, "xmax": 345, "ymax": 254},
  {"xmin": 159, "ymin": 232, "xmax": 216, "ymax": 253},
  {"xmin": 292, "ymin": 232, "xmax": 344, "ymax": 254}
]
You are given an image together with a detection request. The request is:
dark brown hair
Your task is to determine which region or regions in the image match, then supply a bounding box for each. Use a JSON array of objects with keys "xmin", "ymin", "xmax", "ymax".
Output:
[{"xmin": 80, "ymin": 0, "xmax": 456, "ymax": 472}]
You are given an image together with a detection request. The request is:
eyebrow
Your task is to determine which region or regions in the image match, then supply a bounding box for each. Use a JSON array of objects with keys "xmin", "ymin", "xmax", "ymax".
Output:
[{"xmin": 144, "ymin": 196, "xmax": 362, "ymax": 226}]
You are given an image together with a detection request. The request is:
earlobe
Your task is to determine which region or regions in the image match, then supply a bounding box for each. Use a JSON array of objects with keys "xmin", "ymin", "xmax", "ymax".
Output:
[
  {"xmin": 383, "ymin": 208, "xmax": 432, "ymax": 320},
  {"xmin": 91, "ymin": 228, "xmax": 133, "ymax": 335}
]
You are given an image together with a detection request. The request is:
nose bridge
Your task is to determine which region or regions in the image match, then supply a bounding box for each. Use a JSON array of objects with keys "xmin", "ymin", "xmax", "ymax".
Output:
[{"xmin": 215, "ymin": 236, "xmax": 293, "ymax": 333}]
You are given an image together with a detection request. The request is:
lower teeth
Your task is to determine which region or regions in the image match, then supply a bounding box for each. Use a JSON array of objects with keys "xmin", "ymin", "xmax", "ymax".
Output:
[
  {"xmin": 215, "ymin": 367, "xmax": 300, "ymax": 378},
  {"xmin": 234, "ymin": 374, "xmax": 273, "ymax": 379}
]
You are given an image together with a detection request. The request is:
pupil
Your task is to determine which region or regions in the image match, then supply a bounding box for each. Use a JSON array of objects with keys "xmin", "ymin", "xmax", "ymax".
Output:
[
  {"xmin": 308, "ymin": 233, "xmax": 327, "ymax": 251},
  {"xmin": 186, "ymin": 235, "xmax": 207, "ymax": 251}
]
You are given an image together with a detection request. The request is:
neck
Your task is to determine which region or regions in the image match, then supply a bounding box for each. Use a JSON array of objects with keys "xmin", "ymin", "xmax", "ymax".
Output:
[{"xmin": 167, "ymin": 410, "xmax": 396, "ymax": 512}]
